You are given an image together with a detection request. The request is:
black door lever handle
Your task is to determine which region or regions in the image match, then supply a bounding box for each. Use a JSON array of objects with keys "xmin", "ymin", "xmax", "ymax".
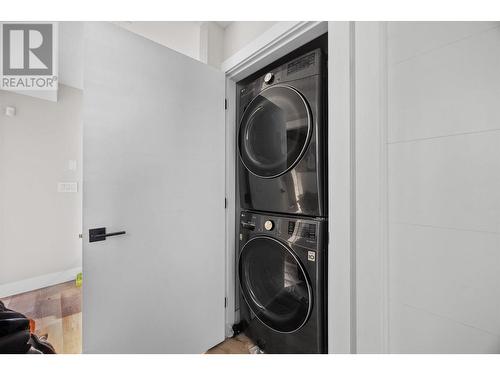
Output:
[{"xmin": 89, "ymin": 227, "xmax": 126, "ymax": 243}]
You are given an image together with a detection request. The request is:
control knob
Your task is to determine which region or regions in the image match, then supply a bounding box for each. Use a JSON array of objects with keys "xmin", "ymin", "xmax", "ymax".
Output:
[
  {"xmin": 264, "ymin": 220, "xmax": 274, "ymax": 231},
  {"xmin": 264, "ymin": 72, "xmax": 274, "ymax": 84}
]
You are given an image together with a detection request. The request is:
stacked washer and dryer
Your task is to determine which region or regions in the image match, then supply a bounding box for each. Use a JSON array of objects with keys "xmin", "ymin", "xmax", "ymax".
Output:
[{"xmin": 236, "ymin": 42, "xmax": 328, "ymax": 354}]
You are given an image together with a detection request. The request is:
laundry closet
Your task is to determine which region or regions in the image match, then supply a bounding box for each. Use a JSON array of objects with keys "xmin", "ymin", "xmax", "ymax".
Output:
[{"xmin": 233, "ymin": 35, "xmax": 328, "ymax": 353}]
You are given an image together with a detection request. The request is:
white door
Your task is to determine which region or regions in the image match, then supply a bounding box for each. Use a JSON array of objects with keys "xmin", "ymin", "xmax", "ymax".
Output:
[{"xmin": 82, "ymin": 23, "xmax": 226, "ymax": 353}]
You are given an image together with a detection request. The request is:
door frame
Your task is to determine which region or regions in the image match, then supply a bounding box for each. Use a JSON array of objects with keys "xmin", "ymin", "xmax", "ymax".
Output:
[
  {"xmin": 351, "ymin": 21, "xmax": 390, "ymax": 353},
  {"xmin": 326, "ymin": 21, "xmax": 390, "ymax": 354},
  {"xmin": 221, "ymin": 21, "xmax": 367, "ymax": 353},
  {"xmin": 222, "ymin": 21, "xmax": 328, "ymax": 82}
]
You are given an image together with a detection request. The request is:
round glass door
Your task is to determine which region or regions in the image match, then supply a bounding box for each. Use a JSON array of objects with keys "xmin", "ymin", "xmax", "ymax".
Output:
[
  {"xmin": 239, "ymin": 236, "xmax": 312, "ymax": 333},
  {"xmin": 239, "ymin": 85, "xmax": 312, "ymax": 178}
]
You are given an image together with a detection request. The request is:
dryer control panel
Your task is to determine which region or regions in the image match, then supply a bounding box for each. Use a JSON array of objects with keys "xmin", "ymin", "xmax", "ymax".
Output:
[{"xmin": 238, "ymin": 48, "xmax": 323, "ymax": 123}]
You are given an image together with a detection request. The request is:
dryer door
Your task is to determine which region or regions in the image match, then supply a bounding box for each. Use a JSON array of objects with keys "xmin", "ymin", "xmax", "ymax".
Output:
[
  {"xmin": 239, "ymin": 85, "xmax": 312, "ymax": 178},
  {"xmin": 239, "ymin": 236, "xmax": 312, "ymax": 333}
]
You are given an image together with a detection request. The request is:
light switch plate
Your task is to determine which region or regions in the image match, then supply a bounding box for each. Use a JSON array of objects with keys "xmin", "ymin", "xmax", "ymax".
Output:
[
  {"xmin": 68, "ymin": 160, "xmax": 77, "ymax": 171},
  {"xmin": 5, "ymin": 106, "xmax": 16, "ymax": 117},
  {"xmin": 58, "ymin": 182, "xmax": 78, "ymax": 193}
]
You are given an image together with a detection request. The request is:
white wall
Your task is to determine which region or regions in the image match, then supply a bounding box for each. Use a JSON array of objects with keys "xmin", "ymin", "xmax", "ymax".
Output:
[
  {"xmin": 60, "ymin": 22, "xmax": 84, "ymax": 90},
  {"xmin": 200, "ymin": 22, "xmax": 225, "ymax": 68},
  {"xmin": 114, "ymin": 22, "xmax": 203, "ymax": 61},
  {"xmin": 386, "ymin": 22, "xmax": 500, "ymax": 353},
  {"xmin": 222, "ymin": 21, "xmax": 277, "ymax": 61},
  {"xmin": 115, "ymin": 21, "xmax": 280, "ymax": 69},
  {"xmin": 0, "ymin": 84, "xmax": 83, "ymax": 297},
  {"xmin": 114, "ymin": 21, "xmax": 286, "ymax": 69},
  {"xmin": 61, "ymin": 21, "xmax": 280, "ymax": 71}
]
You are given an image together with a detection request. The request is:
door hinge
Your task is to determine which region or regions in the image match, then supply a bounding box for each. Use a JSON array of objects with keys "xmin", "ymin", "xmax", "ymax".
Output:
[
  {"xmin": 225, "ymin": 197, "xmax": 227, "ymax": 209},
  {"xmin": 224, "ymin": 98, "xmax": 228, "ymax": 110},
  {"xmin": 224, "ymin": 297, "xmax": 227, "ymax": 308}
]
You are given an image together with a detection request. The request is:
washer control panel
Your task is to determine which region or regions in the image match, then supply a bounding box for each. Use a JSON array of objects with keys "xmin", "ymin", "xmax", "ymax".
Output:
[{"xmin": 240, "ymin": 211, "xmax": 324, "ymax": 248}]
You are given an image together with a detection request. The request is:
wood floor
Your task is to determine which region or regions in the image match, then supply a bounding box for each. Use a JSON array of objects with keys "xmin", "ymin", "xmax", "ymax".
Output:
[
  {"xmin": 206, "ymin": 334, "xmax": 257, "ymax": 354},
  {"xmin": 0, "ymin": 281, "xmax": 255, "ymax": 354},
  {"xmin": 0, "ymin": 281, "xmax": 82, "ymax": 354}
]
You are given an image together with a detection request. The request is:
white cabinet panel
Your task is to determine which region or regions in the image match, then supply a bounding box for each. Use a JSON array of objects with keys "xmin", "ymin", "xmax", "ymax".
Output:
[
  {"xmin": 385, "ymin": 21, "xmax": 500, "ymax": 354},
  {"xmin": 388, "ymin": 21, "xmax": 498, "ymax": 64},
  {"xmin": 388, "ymin": 131, "xmax": 500, "ymax": 233},
  {"xmin": 390, "ymin": 223, "xmax": 500, "ymax": 335},
  {"xmin": 389, "ymin": 302, "xmax": 500, "ymax": 353},
  {"xmin": 389, "ymin": 26, "xmax": 500, "ymax": 142}
]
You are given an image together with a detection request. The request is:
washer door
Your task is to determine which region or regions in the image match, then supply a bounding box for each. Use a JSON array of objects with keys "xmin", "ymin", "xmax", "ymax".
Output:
[
  {"xmin": 239, "ymin": 85, "xmax": 312, "ymax": 178},
  {"xmin": 239, "ymin": 236, "xmax": 312, "ymax": 333}
]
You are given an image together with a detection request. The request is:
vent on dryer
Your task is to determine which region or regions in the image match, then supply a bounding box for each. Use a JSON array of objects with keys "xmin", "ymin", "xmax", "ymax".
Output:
[
  {"xmin": 298, "ymin": 223, "xmax": 316, "ymax": 240},
  {"xmin": 287, "ymin": 52, "xmax": 316, "ymax": 75}
]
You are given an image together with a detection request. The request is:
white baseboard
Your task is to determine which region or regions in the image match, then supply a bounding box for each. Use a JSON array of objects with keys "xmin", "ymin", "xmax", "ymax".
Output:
[{"xmin": 0, "ymin": 267, "xmax": 82, "ymax": 298}]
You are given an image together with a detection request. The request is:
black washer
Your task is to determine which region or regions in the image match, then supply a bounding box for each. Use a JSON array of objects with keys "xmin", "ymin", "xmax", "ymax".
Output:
[
  {"xmin": 239, "ymin": 236, "xmax": 312, "ymax": 333},
  {"xmin": 237, "ymin": 211, "xmax": 327, "ymax": 354}
]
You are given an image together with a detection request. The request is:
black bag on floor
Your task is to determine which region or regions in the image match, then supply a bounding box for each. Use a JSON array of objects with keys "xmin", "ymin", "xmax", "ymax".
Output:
[{"xmin": 0, "ymin": 300, "xmax": 55, "ymax": 354}]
